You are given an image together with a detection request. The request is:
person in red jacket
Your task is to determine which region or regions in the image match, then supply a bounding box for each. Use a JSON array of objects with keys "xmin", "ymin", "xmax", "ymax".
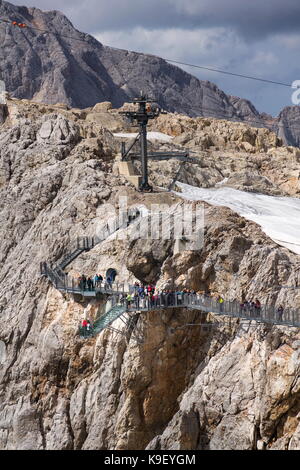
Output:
[{"xmin": 82, "ymin": 319, "xmax": 88, "ymax": 337}]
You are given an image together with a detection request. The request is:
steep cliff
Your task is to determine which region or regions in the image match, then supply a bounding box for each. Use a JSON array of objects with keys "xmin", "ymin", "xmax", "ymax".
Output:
[
  {"xmin": 277, "ymin": 106, "xmax": 300, "ymax": 148},
  {"xmin": 1, "ymin": 98, "xmax": 300, "ymax": 450}
]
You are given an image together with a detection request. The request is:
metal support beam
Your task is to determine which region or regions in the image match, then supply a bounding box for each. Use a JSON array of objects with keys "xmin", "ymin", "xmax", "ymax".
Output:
[
  {"xmin": 119, "ymin": 92, "xmax": 160, "ymax": 192},
  {"xmin": 139, "ymin": 122, "xmax": 152, "ymax": 191}
]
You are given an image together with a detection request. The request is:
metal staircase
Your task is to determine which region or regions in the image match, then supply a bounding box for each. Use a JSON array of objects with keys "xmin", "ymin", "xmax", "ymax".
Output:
[
  {"xmin": 93, "ymin": 304, "xmax": 127, "ymax": 334},
  {"xmin": 79, "ymin": 302, "xmax": 143, "ymax": 343},
  {"xmin": 41, "ymin": 208, "xmax": 141, "ymax": 286},
  {"xmin": 85, "ymin": 301, "xmax": 143, "ymax": 342},
  {"xmin": 59, "ymin": 246, "xmax": 87, "ymax": 270},
  {"xmin": 40, "ymin": 263, "xmax": 64, "ymax": 289}
]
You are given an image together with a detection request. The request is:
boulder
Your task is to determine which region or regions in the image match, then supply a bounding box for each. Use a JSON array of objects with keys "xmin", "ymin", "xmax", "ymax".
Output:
[{"xmin": 93, "ymin": 102, "xmax": 113, "ymax": 113}]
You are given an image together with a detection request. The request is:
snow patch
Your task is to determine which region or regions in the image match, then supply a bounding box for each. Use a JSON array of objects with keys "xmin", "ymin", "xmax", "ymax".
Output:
[
  {"xmin": 215, "ymin": 178, "xmax": 229, "ymax": 186},
  {"xmin": 113, "ymin": 132, "xmax": 173, "ymax": 143},
  {"xmin": 174, "ymin": 182, "xmax": 300, "ymax": 255}
]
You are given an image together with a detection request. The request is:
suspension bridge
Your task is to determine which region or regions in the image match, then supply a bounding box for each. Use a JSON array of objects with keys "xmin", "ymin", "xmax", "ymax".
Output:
[{"xmin": 40, "ymin": 209, "xmax": 300, "ymax": 342}]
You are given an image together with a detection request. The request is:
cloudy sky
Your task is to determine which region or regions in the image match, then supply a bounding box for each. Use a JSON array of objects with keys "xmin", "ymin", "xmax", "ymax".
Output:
[{"xmin": 10, "ymin": 0, "xmax": 300, "ymax": 116}]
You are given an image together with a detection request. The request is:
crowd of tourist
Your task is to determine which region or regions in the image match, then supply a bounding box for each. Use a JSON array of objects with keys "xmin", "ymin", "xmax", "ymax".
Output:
[
  {"xmin": 240, "ymin": 299, "xmax": 284, "ymax": 321},
  {"xmin": 77, "ymin": 273, "xmax": 112, "ymax": 291},
  {"xmin": 121, "ymin": 283, "xmax": 198, "ymax": 310},
  {"xmin": 240, "ymin": 299, "xmax": 261, "ymax": 316},
  {"xmin": 78, "ymin": 278, "xmax": 286, "ymax": 337}
]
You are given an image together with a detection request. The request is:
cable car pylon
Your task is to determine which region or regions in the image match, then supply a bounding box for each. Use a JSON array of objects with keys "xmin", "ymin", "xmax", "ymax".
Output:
[
  {"xmin": 120, "ymin": 92, "xmax": 160, "ymax": 192},
  {"xmin": 120, "ymin": 91, "xmax": 191, "ymax": 192}
]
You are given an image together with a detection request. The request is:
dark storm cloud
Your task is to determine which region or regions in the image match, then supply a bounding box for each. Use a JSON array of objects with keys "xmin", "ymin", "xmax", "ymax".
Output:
[
  {"xmin": 6, "ymin": 0, "xmax": 300, "ymax": 115},
  {"xmin": 9, "ymin": 0, "xmax": 300, "ymax": 40}
]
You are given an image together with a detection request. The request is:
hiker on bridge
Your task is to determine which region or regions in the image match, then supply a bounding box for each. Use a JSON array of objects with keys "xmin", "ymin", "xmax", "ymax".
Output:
[
  {"xmin": 106, "ymin": 276, "xmax": 113, "ymax": 289},
  {"xmin": 254, "ymin": 299, "xmax": 261, "ymax": 316},
  {"xmin": 138, "ymin": 285, "xmax": 145, "ymax": 297},
  {"xmin": 126, "ymin": 293, "xmax": 133, "ymax": 308},
  {"xmin": 87, "ymin": 277, "xmax": 94, "ymax": 291},
  {"xmin": 94, "ymin": 274, "xmax": 103, "ymax": 287},
  {"xmin": 152, "ymin": 291, "xmax": 160, "ymax": 307},
  {"xmin": 147, "ymin": 285, "xmax": 155, "ymax": 297},
  {"xmin": 176, "ymin": 290, "xmax": 184, "ymax": 306},
  {"xmin": 150, "ymin": 291, "xmax": 157, "ymax": 308},
  {"xmin": 78, "ymin": 274, "xmax": 87, "ymax": 290},
  {"xmin": 133, "ymin": 292, "xmax": 140, "ymax": 308},
  {"xmin": 240, "ymin": 301, "xmax": 247, "ymax": 315},
  {"xmin": 217, "ymin": 295, "xmax": 224, "ymax": 313},
  {"xmin": 248, "ymin": 301, "xmax": 255, "ymax": 316},
  {"xmin": 277, "ymin": 305, "xmax": 284, "ymax": 321},
  {"xmin": 167, "ymin": 290, "xmax": 175, "ymax": 307}
]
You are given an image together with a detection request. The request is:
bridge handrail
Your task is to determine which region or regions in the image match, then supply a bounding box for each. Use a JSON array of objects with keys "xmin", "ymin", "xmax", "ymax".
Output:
[
  {"xmin": 46, "ymin": 208, "xmax": 141, "ymax": 273},
  {"xmin": 63, "ymin": 279, "xmax": 300, "ymax": 328},
  {"xmin": 41, "ymin": 206, "xmax": 300, "ymax": 330}
]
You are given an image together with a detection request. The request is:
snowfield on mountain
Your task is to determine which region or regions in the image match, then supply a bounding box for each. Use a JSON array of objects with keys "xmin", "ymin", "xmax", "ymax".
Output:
[{"xmin": 175, "ymin": 183, "xmax": 300, "ymax": 255}]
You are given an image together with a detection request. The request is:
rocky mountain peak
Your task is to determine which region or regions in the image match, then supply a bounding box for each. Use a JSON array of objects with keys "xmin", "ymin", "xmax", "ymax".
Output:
[{"xmin": 2, "ymin": 0, "xmax": 300, "ymax": 147}]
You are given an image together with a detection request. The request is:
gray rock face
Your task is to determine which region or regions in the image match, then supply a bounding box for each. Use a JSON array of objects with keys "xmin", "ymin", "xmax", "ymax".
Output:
[
  {"xmin": 276, "ymin": 106, "xmax": 300, "ymax": 147},
  {"xmin": 2, "ymin": 1, "xmax": 300, "ymax": 147},
  {"xmin": 228, "ymin": 95, "xmax": 266, "ymax": 125},
  {"xmin": 0, "ymin": 104, "xmax": 7, "ymax": 124},
  {"xmin": 146, "ymin": 328, "xmax": 300, "ymax": 451},
  {"xmin": 0, "ymin": 0, "xmax": 126, "ymax": 108},
  {"xmin": 0, "ymin": 1, "xmax": 257, "ymax": 121}
]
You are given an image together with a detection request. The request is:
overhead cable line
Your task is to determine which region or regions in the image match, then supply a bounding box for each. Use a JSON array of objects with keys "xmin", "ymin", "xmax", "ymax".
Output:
[
  {"xmin": 158, "ymin": 58, "xmax": 292, "ymax": 88},
  {"xmin": 0, "ymin": 17, "xmax": 293, "ymax": 88},
  {"xmin": 1, "ymin": 17, "xmax": 300, "ymax": 136}
]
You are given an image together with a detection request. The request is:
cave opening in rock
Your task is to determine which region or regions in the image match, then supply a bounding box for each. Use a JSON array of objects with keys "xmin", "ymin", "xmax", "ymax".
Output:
[{"xmin": 106, "ymin": 268, "xmax": 117, "ymax": 282}]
